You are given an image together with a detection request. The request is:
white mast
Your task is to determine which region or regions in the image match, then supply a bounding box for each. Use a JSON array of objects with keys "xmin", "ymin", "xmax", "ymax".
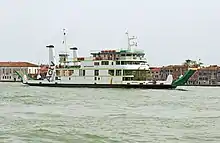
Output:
[
  {"xmin": 63, "ymin": 28, "xmax": 68, "ymax": 67},
  {"xmin": 63, "ymin": 28, "xmax": 67, "ymax": 54},
  {"xmin": 125, "ymin": 31, "xmax": 130, "ymax": 50},
  {"xmin": 125, "ymin": 31, "xmax": 138, "ymax": 51},
  {"xmin": 130, "ymin": 36, "xmax": 138, "ymax": 48}
]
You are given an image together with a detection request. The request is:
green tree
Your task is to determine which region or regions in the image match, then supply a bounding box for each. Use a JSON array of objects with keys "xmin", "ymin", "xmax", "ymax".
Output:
[{"xmin": 183, "ymin": 59, "xmax": 203, "ymax": 68}]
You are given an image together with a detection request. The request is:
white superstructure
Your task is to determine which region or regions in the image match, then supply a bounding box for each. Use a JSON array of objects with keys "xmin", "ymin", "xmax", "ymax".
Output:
[{"xmin": 23, "ymin": 31, "xmax": 173, "ymax": 86}]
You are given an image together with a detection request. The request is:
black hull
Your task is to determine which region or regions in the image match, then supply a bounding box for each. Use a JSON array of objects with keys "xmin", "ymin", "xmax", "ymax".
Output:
[{"xmin": 24, "ymin": 83, "xmax": 177, "ymax": 89}]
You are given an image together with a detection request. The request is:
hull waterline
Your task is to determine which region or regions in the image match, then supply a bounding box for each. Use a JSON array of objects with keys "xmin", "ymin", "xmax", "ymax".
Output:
[{"xmin": 23, "ymin": 82, "xmax": 176, "ymax": 89}]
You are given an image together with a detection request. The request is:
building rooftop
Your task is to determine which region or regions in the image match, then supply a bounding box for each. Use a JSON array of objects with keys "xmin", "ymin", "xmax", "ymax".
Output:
[
  {"xmin": 200, "ymin": 65, "xmax": 219, "ymax": 71},
  {"xmin": 150, "ymin": 67, "xmax": 161, "ymax": 72},
  {"xmin": 161, "ymin": 65, "xmax": 187, "ymax": 69},
  {"xmin": 0, "ymin": 62, "xmax": 38, "ymax": 67}
]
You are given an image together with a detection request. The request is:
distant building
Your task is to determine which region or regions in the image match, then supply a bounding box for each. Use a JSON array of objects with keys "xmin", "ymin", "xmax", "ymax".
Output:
[
  {"xmin": 197, "ymin": 65, "xmax": 218, "ymax": 85},
  {"xmin": 187, "ymin": 70, "xmax": 199, "ymax": 85},
  {"xmin": 159, "ymin": 64, "xmax": 220, "ymax": 86},
  {"xmin": 39, "ymin": 64, "xmax": 49, "ymax": 79},
  {"xmin": 160, "ymin": 65, "xmax": 188, "ymax": 80},
  {"xmin": 0, "ymin": 62, "xmax": 39, "ymax": 82},
  {"xmin": 217, "ymin": 67, "xmax": 220, "ymax": 84},
  {"xmin": 150, "ymin": 67, "xmax": 161, "ymax": 80}
]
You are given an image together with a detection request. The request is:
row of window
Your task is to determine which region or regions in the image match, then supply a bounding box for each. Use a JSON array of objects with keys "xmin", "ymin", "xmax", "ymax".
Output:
[
  {"xmin": 2, "ymin": 69, "xmax": 12, "ymax": 74},
  {"xmin": 94, "ymin": 61, "xmax": 114, "ymax": 66},
  {"xmin": 68, "ymin": 76, "xmax": 131, "ymax": 81},
  {"xmin": 68, "ymin": 76, "xmax": 130, "ymax": 81},
  {"xmin": 199, "ymin": 72, "xmax": 217, "ymax": 76},
  {"xmin": 198, "ymin": 77, "xmax": 209, "ymax": 80},
  {"xmin": 116, "ymin": 61, "xmax": 146, "ymax": 65},
  {"xmin": 187, "ymin": 81, "xmax": 216, "ymax": 85},
  {"xmin": 94, "ymin": 77, "xmax": 101, "ymax": 80},
  {"xmin": 2, "ymin": 76, "xmax": 12, "ymax": 79},
  {"xmin": 1, "ymin": 69, "xmax": 38, "ymax": 74},
  {"xmin": 77, "ymin": 69, "xmax": 151, "ymax": 77},
  {"xmin": 108, "ymin": 70, "xmax": 122, "ymax": 76},
  {"xmin": 93, "ymin": 61, "xmax": 147, "ymax": 66},
  {"xmin": 78, "ymin": 69, "xmax": 122, "ymax": 76}
]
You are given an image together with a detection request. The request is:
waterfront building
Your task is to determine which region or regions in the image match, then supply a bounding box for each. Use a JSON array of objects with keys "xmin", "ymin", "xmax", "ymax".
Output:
[
  {"xmin": 39, "ymin": 64, "xmax": 49, "ymax": 79},
  {"xmin": 159, "ymin": 64, "xmax": 220, "ymax": 86},
  {"xmin": 0, "ymin": 62, "xmax": 39, "ymax": 81},
  {"xmin": 160, "ymin": 65, "xmax": 188, "ymax": 81},
  {"xmin": 197, "ymin": 65, "xmax": 219, "ymax": 85},
  {"xmin": 150, "ymin": 67, "xmax": 161, "ymax": 80},
  {"xmin": 187, "ymin": 70, "xmax": 199, "ymax": 85}
]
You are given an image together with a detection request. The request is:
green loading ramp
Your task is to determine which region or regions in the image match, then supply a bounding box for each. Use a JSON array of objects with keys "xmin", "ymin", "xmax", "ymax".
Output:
[
  {"xmin": 14, "ymin": 70, "xmax": 34, "ymax": 81},
  {"xmin": 172, "ymin": 68, "xmax": 197, "ymax": 87}
]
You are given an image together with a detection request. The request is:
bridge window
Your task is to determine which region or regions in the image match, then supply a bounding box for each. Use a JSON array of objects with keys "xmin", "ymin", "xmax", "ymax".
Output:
[
  {"xmin": 108, "ymin": 70, "xmax": 114, "ymax": 76},
  {"xmin": 94, "ymin": 70, "xmax": 99, "ymax": 76},
  {"xmin": 101, "ymin": 61, "xmax": 109, "ymax": 65},
  {"xmin": 116, "ymin": 70, "xmax": 121, "ymax": 76},
  {"xmin": 79, "ymin": 70, "xmax": 86, "ymax": 76},
  {"xmin": 123, "ymin": 77, "xmax": 133, "ymax": 81},
  {"xmin": 94, "ymin": 62, "xmax": 99, "ymax": 66},
  {"xmin": 116, "ymin": 61, "xmax": 120, "ymax": 65},
  {"xmin": 83, "ymin": 70, "xmax": 85, "ymax": 76},
  {"xmin": 123, "ymin": 70, "xmax": 132, "ymax": 75}
]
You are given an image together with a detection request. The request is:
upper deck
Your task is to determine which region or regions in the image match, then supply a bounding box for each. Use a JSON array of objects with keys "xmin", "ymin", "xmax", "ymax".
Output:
[
  {"xmin": 90, "ymin": 48, "xmax": 146, "ymax": 61},
  {"xmin": 57, "ymin": 31, "xmax": 149, "ymax": 69}
]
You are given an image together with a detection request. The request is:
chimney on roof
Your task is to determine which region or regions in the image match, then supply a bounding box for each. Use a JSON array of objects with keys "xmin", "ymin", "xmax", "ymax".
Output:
[
  {"xmin": 46, "ymin": 45, "xmax": 56, "ymax": 66},
  {"xmin": 70, "ymin": 47, "xmax": 79, "ymax": 66},
  {"xmin": 70, "ymin": 47, "xmax": 78, "ymax": 60}
]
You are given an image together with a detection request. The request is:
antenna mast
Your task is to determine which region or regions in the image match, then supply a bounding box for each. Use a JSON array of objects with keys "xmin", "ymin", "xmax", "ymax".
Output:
[
  {"xmin": 63, "ymin": 29, "xmax": 67, "ymax": 54},
  {"xmin": 125, "ymin": 31, "xmax": 138, "ymax": 51},
  {"xmin": 62, "ymin": 28, "xmax": 68, "ymax": 67},
  {"xmin": 125, "ymin": 31, "xmax": 130, "ymax": 50}
]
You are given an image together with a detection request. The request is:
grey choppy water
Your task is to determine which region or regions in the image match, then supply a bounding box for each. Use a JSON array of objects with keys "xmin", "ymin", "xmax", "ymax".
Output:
[{"xmin": 0, "ymin": 82, "xmax": 220, "ymax": 143}]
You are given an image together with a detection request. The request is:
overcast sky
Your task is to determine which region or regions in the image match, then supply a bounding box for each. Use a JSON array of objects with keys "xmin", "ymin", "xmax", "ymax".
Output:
[{"xmin": 1, "ymin": 0, "xmax": 220, "ymax": 66}]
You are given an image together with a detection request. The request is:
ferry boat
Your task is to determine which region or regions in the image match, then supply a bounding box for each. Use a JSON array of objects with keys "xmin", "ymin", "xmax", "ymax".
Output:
[{"xmin": 22, "ymin": 31, "xmax": 198, "ymax": 89}]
